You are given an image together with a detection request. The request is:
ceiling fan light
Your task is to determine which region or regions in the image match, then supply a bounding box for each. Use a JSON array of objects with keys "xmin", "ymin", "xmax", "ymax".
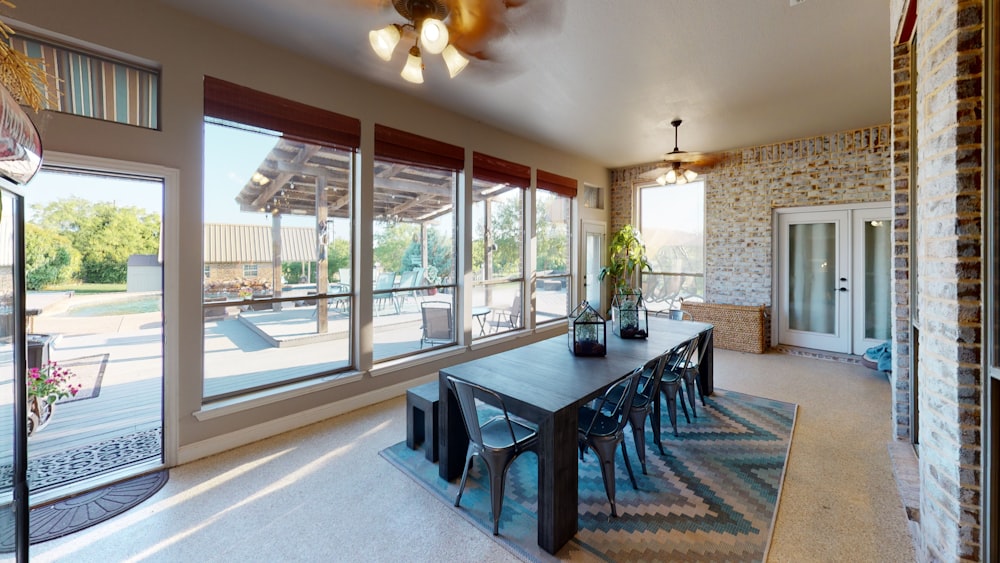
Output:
[
  {"xmin": 442, "ymin": 44, "xmax": 469, "ymax": 77},
  {"xmin": 656, "ymin": 174, "xmax": 667, "ymax": 186},
  {"xmin": 664, "ymin": 169, "xmax": 677, "ymax": 184},
  {"xmin": 369, "ymin": 24, "xmax": 401, "ymax": 61},
  {"xmin": 676, "ymin": 174, "xmax": 688, "ymax": 185},
  {"xmin": 420, "ymin": 18, "xmax": 449, "ymax": 54},
  {"xmin": 683, "ymin": 169, "xmax": 698, "ymax": 182},
  {"xmin": 401, "ymin": 46, "xmax": 424, "ymax": 83}
]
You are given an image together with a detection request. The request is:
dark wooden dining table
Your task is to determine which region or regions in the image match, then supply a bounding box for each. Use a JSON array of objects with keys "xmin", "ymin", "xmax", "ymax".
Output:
[{"xmin": 438, "ymin": 317, "xmax": 714, "ymax": 554}]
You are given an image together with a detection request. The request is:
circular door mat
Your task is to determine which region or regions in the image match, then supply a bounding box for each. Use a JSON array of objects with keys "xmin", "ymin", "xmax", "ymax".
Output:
[{"xmin": 0, "ymin": 469, "xmax": 168, "ymax": 552}]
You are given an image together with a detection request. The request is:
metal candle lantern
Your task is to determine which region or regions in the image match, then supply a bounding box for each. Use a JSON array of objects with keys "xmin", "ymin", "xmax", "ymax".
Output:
[
  {"xmin": 568, "ymin": 300, "xmax": 606, "ymax": 356},
  {"xmin": 611, "ymin": 288, "xmax": 648, "ymax": 339}
]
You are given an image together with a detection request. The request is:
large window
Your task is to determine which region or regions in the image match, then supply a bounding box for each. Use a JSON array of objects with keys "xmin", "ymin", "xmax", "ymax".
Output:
[
  {"xmin": 371, "ymin": 125, "xmax": 460, "ymax": 361},
  {"xmin": 536, "ymin": 170, "xmax": 575, "ymax": 324},
  {"xmin": 202, "ymin": 77, "xmax": 359, "ymax": 400},
  {"xmin": 472, "ymin": 153, "xmax": 527, "ymax": 338},
  {"xmin": 638, "ymin": 180, "xmax": 705, "ymax": 312}
]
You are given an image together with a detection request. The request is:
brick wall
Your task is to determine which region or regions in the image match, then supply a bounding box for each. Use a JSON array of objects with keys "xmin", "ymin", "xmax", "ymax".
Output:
[
  {"xmin": 610, "ymin": 126, "xmax": 892, "ymax": 308},
  {"xmin": 910, "ymin": 0, "xmax": 986, "ymax": 559},
  {"xmin": 892, "ymin": 40, "xmax": 914, "ymax": 442}
]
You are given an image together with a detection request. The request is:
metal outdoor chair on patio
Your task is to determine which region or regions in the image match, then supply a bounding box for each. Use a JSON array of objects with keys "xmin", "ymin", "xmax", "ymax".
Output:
[
  {"xmin": 578, "ymin": 365, "xmax": 643, "ymax": 518},
  {"xmin": 487, "ymin": 294, "xmax": 521, "ymax": 333},
  {"xmin": 373, "ymin": 271, "xmax": 398, "ymax": 315},
  {"xmin": 448, "ymin": 376, "xmax": 539, "ymax": 536},
  {"xmin": 419, "ymin": 301, "xmax": 453, "ymax": 348}
]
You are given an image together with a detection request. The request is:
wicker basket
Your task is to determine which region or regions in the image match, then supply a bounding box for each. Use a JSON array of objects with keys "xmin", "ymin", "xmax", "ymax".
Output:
[{"xmin": 681, "ymin": 302, "xmax": 768, "ymax": 354}]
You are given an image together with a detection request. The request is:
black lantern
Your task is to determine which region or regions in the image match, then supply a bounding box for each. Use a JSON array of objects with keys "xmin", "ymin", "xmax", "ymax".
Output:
[
  {"xmin": 611, "ymin": 288, "xmax": 648, "ymax": 339},
  {"xmin": 568, "ymin": 300, "xmax": 606, "ymax": 356}
]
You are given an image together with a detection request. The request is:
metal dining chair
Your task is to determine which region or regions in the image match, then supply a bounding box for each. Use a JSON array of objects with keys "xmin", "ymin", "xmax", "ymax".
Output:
[
  {"xmin": 624, "ymin": 354, "xmax": 668, "ymax": 475},
  {"xmin": 675, "ymin": 331, "xmax": 706, "ymax": 416},
  {"xmin": 655, "ymin": 338, "xmax": 696, "ymax": 445},
  {"xmin": 578, "ymin": 366, "xmax": 643, "ymax": 518},
  {"xmin": 448, "ymin": 376, "xmax": 540, "ymax": 536}
]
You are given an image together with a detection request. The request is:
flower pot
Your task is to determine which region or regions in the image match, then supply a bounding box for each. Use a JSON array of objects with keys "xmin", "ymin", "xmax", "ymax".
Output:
[{"xmin": 27, "ymin": 395, "xmax": 55, "ymax": 437}]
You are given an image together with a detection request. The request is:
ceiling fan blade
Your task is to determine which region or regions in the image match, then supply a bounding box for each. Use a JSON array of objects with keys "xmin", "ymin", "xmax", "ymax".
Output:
[{"xmin": 445, "ymin": 0, "xmax": 514, "ymax": 58}]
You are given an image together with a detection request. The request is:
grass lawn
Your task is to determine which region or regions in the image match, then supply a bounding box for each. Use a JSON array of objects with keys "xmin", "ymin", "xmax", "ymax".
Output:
[{"xmin": 44, "ymin": 283, "xmax": 127, "ymax": 294}]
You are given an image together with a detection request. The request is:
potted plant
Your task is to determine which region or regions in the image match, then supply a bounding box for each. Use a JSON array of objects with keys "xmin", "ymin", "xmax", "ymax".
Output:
[
  {"xmin": 599, "ymin": 224, "xmax": 652, "ymax": 338},
  {"xmin": 26, "ymin": 360, "xmax": 79, "ymax": 436}
]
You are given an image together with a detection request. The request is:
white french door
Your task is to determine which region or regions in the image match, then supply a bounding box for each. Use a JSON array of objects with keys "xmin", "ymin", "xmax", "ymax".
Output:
[{"xmin": 776, "ymin": 205, "xmax": 891, "ymax": 354}]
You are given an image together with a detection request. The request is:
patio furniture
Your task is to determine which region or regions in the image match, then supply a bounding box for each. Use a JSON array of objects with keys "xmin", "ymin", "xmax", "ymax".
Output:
[
  {"xmin": 374, "ymin": 271, "xmax": 399, "ymax": 315},
  {"xmin": 395, "ymin": 268, "xmax": 424, "ymax": 312},
  {"xmin": 420, "ymin": 301, "xmax": 453, "ymax": 348},
  {"xmin": 448, "ymin": 376, "xmax": 539, "ymax": 536},
  {"xmin": 406, "ymin": 381, "xmax": 440, "ymax": 462},
  {"xmin": 488, "ymin": 294, "xmax": 521, "ymax": 333}
]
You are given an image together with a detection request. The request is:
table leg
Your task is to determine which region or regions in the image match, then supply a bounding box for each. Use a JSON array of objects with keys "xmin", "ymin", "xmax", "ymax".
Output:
[
  {"xmin": 699, "ymin": 328, "xmax": 714, "ymax": 395},
  {"xmin": 536, "ymin": 406, "xmax": 578, "ymax": 554},
  {"xmin": 438, "ymin": 372, "xmax": 469, "ymax": 480}
]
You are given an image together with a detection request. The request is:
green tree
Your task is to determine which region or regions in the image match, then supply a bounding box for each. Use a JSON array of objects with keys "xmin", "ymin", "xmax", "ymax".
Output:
[
  {"xmin": 31, "ymin": 198, "xmax": 161, "ymax": 284},
  {"xmin": 373, "ymin": 223, "xmax": 419, "ymax": 273},
  {"xmin": 24, "ymin": 224, "xmax": 79, "ymax": 290}
]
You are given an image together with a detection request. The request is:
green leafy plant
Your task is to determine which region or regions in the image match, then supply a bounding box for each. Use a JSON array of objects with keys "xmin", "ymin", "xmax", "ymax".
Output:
[
  {"xmin": 27, "ymin": 360, "xmax": 80, "ymax": 405},
  {"xmin": 599, "ymin": 224, "xmax": 652, "ymax": 293}
]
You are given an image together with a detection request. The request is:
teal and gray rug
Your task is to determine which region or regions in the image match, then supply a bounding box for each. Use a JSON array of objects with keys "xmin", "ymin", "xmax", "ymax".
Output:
[{"xmin": 380, "ymin": 389, "xmax": 797, "ymax": 562}]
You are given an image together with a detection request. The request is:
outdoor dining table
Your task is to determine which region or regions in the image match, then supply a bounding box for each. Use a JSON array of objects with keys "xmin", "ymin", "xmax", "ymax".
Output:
[{"xmin": 438, "ymin": 317, "xmax": 714, "ymax": 554}]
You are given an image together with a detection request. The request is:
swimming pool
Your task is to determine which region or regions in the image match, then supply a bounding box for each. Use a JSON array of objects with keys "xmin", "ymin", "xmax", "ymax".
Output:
[{"xmin": 65, "ymin": 295, "xmax": 162, "ymax": 317}]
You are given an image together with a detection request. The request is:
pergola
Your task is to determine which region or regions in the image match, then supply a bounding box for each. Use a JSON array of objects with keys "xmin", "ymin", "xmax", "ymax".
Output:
[{"xmin": 232, "ymin": 137, "xmax": 520, "ymax": 331}]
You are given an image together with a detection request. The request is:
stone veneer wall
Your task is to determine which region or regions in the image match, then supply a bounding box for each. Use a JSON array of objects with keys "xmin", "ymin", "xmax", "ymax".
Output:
[
  {"xmin": 610, "ymin": 125, "xmax": 892, "ymax": 314},
  {"xmin": 892, "ymin": 40, "xmax": 914, "ymax": 443},
  {"xmin": 909, "ymin": 0, "xmax": 987, "ymax": 559}
]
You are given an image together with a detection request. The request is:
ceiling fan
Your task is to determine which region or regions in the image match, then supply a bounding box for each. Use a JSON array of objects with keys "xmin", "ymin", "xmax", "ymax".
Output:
[
  {"xmin": 365, "ymin": 0, "xmax": 532, "ymax": 82},
  {"xmin": 651, "ymin": 119, "xmax": 723, "ymax": 185}
]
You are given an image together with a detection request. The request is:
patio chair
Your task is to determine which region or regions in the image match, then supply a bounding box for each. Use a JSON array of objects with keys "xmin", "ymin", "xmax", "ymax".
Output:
[
  {"xmin": 373, "ymin": 271, "xmax": 399, "ymax": 315},
  {"xmin": 578, "ymin": 365, "xmax": 643, "ymax": 518},
  {"xmin": 448, "ymin": 376, "xmax": 539, "ymax": 536},
  {"xmin": 395, "ymin": 268, "xmax": 424, "ymax": 312},
  {"xmin": 488, "ymin": 295, "xmax": 522, "ymax": 333},
  {"xmin": 419, "ymin": 301, "xmax": 453, "ymax": 348}
]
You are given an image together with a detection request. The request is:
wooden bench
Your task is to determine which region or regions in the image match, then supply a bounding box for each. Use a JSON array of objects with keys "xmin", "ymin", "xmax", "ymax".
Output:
[{"xmin": 406, "ymin": 381, "xmax": 439, "ymax": 462}]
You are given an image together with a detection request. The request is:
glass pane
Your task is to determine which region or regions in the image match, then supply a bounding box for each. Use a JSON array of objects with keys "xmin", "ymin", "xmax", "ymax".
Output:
[
  {"xmin": 640, "ymin": 181, "xmax": 705, "ymax": 276},
  {"xmin": 372, "ymin": 159, "xmax": 456, "ymax": 361},
  {"xmin": 472, "ymin": 178, "xmax": 523, "ymax": 339},
  {"xmin": 788, "ymin": 222, "xmax": 836, "ymax": 334},
  {"xmin": 585, "ymin": 231, "xmax": 603, "ymax": 309},
  {"xmin": 864, "ymin": 219, "xmax": 892, "ymax": 340},
  {"xmin": 0, "ymin": 190, "xmax": 17, "ymax": 549},
  {"xmin": 203, "ymin": 120, "xmax": 354, "ymax": 397},
  {"xmin": 536, "ymin": 191, "xmax": 571, "ymax": 323},
  {"xmin": 642, "ymin": 272, "xmax": 705, "ymax": 312}
]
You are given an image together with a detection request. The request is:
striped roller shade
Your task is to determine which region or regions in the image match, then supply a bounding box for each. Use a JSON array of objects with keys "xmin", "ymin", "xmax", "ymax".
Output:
[{"xmin": 9, "ymin": 35, "xmax": 159, "ymax": 130}]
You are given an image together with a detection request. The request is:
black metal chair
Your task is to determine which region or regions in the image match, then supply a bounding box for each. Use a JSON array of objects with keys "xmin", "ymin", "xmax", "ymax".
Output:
[
  {"xmin": 448, "ymin": 376, "xmax": 539, "ymax": 536},
  {"xmin": 624, "ymin": 354, "xmax": 668, "ymax": 475},
  {"xmin": 674, "ymin": 331, "xmax": 706, "ymax": 415},
  {"xmin": 578, "ymin": 366, "xmax": 643, "ymax": 518},
  {"xmin": 655, "ymin": 339, "xmax": 695, "ymax": 444}
]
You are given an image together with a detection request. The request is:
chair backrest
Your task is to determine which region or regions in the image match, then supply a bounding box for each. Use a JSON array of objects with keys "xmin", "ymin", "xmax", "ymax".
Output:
[
  {"xmin": 399, "ymin": 270, "xmax": 419, "ymax": 289},
  {"xmin": 669, "ymin": 309, "xmax": 693, "ymax": 321},
  {"xmin": 447, "ymin": 376, "xmax": 518, "ymax": 449},
  {"xmin": 375, "ymin": 272, "xmax": 396, "ymax": 290},
  {"xmin": 666, "ymin": 334, "xmax": 700, "ymax": 374},
  {"xmin": 585, "ymin": 366, "xmax": 644, "ymax": 437},
  {"xmin": 509, "ymin": 295, "xmax": 522, "ymax": 327},
  {"xmin": 421, "ymin": 301, "xmax": 453, "ymax": 339},
  {"xmin": 634, "ymin": 354, "xmax": 667, "ymax": 407},
  {"xmin": 338, "ymin": 268, "xmax": 351, "ymax": 285}
]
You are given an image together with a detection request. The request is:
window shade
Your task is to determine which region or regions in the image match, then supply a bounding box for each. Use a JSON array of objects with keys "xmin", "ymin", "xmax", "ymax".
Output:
[
  {"xmin": 374, "ymin": 124, "xmax": 463, "ymax": 170},
  {"xmin": 204, "ymin": 76, "xmax": 360, "ymax": 149},
  {"xmin": 472, "ymin": 152, "xmax": 530, "ymax": 187},
  {"xmin": 537, "ymin": 169, "xmax": 577, "ymax": 197}
]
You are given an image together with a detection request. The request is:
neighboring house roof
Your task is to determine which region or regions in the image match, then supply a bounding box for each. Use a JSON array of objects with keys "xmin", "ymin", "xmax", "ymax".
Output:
[
  {"xmin": 204, "ymin": 223, "xmax": 317, "ymax": 263},
  {"xmin": 127, "ymin": 254, "xmax": 160, "ymax": 267}
]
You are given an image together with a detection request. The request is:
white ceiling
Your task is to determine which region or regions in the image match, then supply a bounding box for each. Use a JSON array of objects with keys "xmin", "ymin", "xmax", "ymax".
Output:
[{"xmin": 157, "ymin": 0, "xmax": 891, "ymax": 168}]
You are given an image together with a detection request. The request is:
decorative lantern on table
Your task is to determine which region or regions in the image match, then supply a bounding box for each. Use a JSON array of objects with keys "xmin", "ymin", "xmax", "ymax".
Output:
[
  {"xmin": 611, "ymin": 288, "xmax": 648, "ymax": 339},
  {"xmin": 568, "ymin": 300, "xmax": 606, "ymax": 356}
]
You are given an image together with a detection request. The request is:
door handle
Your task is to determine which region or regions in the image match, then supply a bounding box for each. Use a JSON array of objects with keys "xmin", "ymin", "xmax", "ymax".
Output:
[{"xmin": 838, "ymin": 287, "xmax": 848, "ymax": 292}]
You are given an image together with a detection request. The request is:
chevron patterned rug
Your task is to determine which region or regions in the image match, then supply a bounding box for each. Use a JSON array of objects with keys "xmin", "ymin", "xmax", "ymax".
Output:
[{"xmin": 380, "ymin": 389, "xmax": 797, "ymax": 562}]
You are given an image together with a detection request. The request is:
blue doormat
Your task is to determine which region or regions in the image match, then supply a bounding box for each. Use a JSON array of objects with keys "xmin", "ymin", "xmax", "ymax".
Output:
[{"xmin": 380, "ymin": 389, "xmax": 797, "ymax": 562}]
